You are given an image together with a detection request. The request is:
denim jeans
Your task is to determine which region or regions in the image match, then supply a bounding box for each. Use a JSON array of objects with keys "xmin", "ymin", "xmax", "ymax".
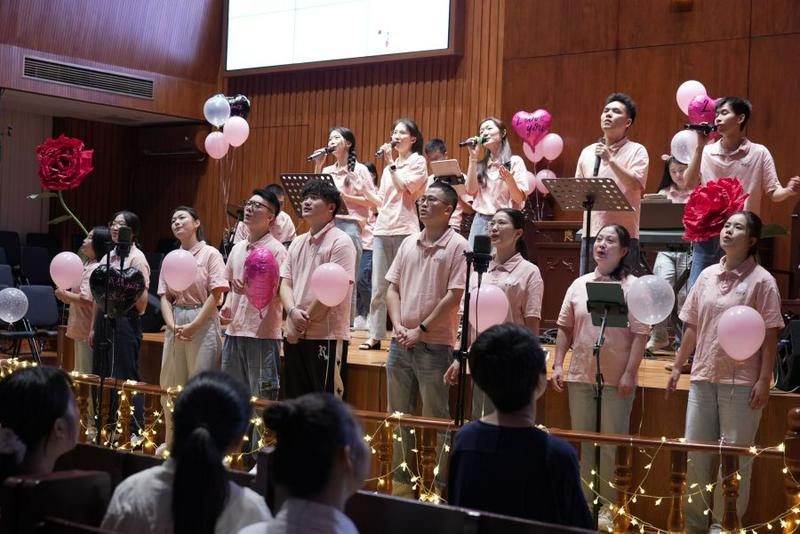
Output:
[
  {"xmin": 356, "ymin": 249, "xmax": 373, "ymax": 317},
  {"xmin": 688, "ymin": 237, "xmax": 721, "ymax": 292},
  {"xmin": 221, "ymin": 336, "xmax": 281, "ymax": 400},
  {"xmin": 368, "ymin": 235, "xmax": 409, "ymax": 341},
  {"xmin": 335, "ymin": 219, "xmax": 363, "ymax": 324},
  {"xmin": 684, "ymin": 381, "xmax": 762, "ymax": 533},
  {"xmin": 468, "ymin": 213, "xmax": 492, "ymax": 249},
  {"xmin": 387, "ymin": 340, "xmax": 453, "ymax": 485},
  {"xmin": 651, "ymin": 250, "xmax": 690, "ymax": 346}
]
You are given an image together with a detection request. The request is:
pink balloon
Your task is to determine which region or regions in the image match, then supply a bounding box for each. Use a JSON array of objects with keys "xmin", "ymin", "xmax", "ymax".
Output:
[
  {"xmin": 204, "ymin": 131, "xmax": 229, "ymax": 159},
  {"xmin": 525, "ymin": 171, "xmax": 537, "ymax": 196},
  {"xmin": 223, "ymin": 116, "xmax": 250, "ymax": 147},
  {"xmin": 522, "ymin": 142, "xmax": 539, "ymax": 163},
  {"xmin": 50, "ymin": 251, "xmax": 84, "ymax": 289},
  {"xmin": 468, "ymin": 284, "xmax": 509, "ymax": 333},
  {"xmin": 310, "ymin": 262, "xmax": 350, "ymax": 307},
  {"xmin": 512, "ymin": 109, "xmax": 552, "ymax": 148},
  {"xmin": 688, "ymin": 95, "xmax": 716, "ymax": 126},
  {"xmin": 540, "ymin": 133, "xmax": 564, "ymax": 161},
  {"xmin": 162, "ymin": 249, "xmax": 198, "ymax": 292},
  {"xmin": 535, "ymin": 169, "xmax": 555, "ymax": 195},
  {"xmin": 676, "ymin": 80, "xmax": 707, "ymax": 115},
  {"xmin": 243, "ymin": 248, "xmax": 280, "ymax": 313},
  {"xmin": 717, "ymin": 305, "xmax": 766, "ymax": 361}
]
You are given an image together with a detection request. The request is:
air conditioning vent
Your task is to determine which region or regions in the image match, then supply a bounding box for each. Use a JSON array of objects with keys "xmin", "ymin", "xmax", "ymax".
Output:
[{"xmin": 23, "ymin": 56, "xmax": 154, "ymax": 99}]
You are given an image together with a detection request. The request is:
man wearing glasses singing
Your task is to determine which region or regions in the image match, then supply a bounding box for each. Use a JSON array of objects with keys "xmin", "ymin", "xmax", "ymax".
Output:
[{"xmin": 220, "ymin": 188, "xmax": 287, "ymax": 401}]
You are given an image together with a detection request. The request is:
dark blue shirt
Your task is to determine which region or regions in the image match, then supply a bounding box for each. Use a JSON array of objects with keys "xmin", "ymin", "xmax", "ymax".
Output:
[{"xmin": 448, "ymin": 420, "xmax": 593, "ymax": 529}]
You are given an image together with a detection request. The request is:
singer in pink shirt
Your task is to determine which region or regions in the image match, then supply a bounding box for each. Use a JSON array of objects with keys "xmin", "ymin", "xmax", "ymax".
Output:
[
  {"xmin": 465, "ymin": 117, "xmax": 529, "ymax": 246},
  {"xmin": 362, "ymin": 118, "xmax": 428, "ymax": 351},
  {"xmin": 233, "ymin": 184, "xmax": 297, "ymax": 247}
]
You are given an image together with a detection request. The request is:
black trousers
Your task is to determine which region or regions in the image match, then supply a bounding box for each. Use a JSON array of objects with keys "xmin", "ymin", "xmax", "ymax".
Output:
[{"xmin": 283, "ymin": 339, "xmax": 349, "ymax": 400}]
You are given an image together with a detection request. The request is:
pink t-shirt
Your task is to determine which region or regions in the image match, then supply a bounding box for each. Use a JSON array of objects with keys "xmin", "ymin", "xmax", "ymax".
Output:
[
  {"xmin": 323, "ymin": 162, "xmax": 378, "ymax": 229},
  {"xmin": 280, "ymin": 221, "xmax": 357, "ymax": 340},
  {"xmin": 233, "ymin": 211, "xmax": 296, "ymax": 245},
  {"xmin": 699, "ymin": 138, "xmax": 781, "ymax": 216},
  {"xmin": 469, "ymin": 253, "xmax": 544, "ymax": 325},
  {"xmin": 575, "ymin": 137, "xmax": 649, "ymax": 238},
  {"xmin": 679, "ymin": 256, "xmax": 784, "ymax": 386},
  {"xmin": 361, "ymin": 211, "xmax": 377, "ymax": 251},
  {"xmin": 224, "ymin": 232, "xmax": 288, "ymax": 339},
  {"xmin": 157, "ymin": 241, "xmax": 228, "ymax": 307},
  {"xmin": 557, "ymin": 271, "xmax": 650, "ymax": 387},
  {"xmin": 385, "ymin": 228, "xmax": 469, "ymax": 346},
  {"xmin": 373, "ymin": 153, "xmax": 428, "ymax": 236},
  {"xmin": 66, "ymin": 260, "xmax": 100, "ymax": 342},
  {"xmin": 660, "ymin": 186, "xmax": 693, "ymax": 204},
  {"xmin": 470, "ymin": 155, "xmax": 529, "ymax": 216}
]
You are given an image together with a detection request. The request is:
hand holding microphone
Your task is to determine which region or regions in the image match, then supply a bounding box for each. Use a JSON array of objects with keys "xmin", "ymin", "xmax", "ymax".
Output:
[
  {"xmin": 593, "ymin": 137, "xmax": 606, "ymax": 177},
  {"xmin": 458, "ymin": 135, "xmax": 485, "ymax": 148},
  {"xmin": 306, "ymin": 146, "xmax": 334, "ymax": 161},
  {"xmin": 375, "ymin": 140, "xmax": 398, "ymax": 158}
]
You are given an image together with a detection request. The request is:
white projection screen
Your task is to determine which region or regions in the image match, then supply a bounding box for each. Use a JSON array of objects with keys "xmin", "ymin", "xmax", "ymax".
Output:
[{"xmin": 224, "ymin": 0, "xmax": 459, "ymax": 74}]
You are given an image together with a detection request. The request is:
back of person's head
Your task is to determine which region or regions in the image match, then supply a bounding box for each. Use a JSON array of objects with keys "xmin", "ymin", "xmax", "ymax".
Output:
[
  {"xmin": 264, "ymin": 184, "xmax": 285, "ymax": 201},
  {"xmin": 715, "ymin": 96, "xmax": 752, "ymax": 130},
  {"xmin": 605, "ymin": 92, "xmax": 637, "ymax": 124},
  {"xmin": 302, "ymin": 180, "xmax": 342, "ymax": 218},
  {"xmin": 263, "ymin": 393, "xmax": 368, "ymax": 500},
  {"xmin": 469, "ymin": 324, "xmax": 547, "ymax": 413},
  {"xmin": 252, "ymin": 188, "xmax": 281, "ymax": 217},
  {"xmin": 90, "ymin": 226, "xmax": 112, "ymax": 260},
  {"xmin": 0, "ymin": 366, "xmax": 76, "ymax": 480},
  {"xmin": 171, "ymin": 371, "xmax": 251, "ymax": 534}
]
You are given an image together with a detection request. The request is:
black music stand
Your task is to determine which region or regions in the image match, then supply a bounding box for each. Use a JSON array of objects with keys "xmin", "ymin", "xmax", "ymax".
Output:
[
  {"xmin": 585, "ymin": 281, "xmax": 628, "ymax": 525},
  {"xmin": 541, "ymin": 178, "xmax": 633, "ymax": 274},
  {"xmin": 279, "ymin": 173, "xmax": 349, "ymax": 216}
]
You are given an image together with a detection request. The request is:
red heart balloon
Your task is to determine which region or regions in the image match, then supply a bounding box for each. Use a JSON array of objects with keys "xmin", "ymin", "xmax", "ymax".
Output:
[{"xmin": 512, "ymin": 109, "xmax": 552, "ymax": 148}]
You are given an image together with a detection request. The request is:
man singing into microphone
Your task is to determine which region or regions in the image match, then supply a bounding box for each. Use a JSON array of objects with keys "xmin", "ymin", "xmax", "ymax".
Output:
[
  {"xmin": 575, "ymin": 93, "xmax": 649, "ymax": 275},
  {"xmin": 684, "ymin": 96, "xmax": 800, "ymax": 289},
  {"xmin": 384, "ymin": 181, "xmax": 469, "ymax": 496}
]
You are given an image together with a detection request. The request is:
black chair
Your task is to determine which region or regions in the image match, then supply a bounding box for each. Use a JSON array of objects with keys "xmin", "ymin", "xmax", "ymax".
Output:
[
  {"xmin": 0, "ymin": 264, "xmax": 13, "ymax": 288},
  {"xmin": 0, "ymin": 231, "xmax": 21, "ymax": 272},
  {"xmin": 0, "ymin": 246, "xmax": 8, "ymax": 265},
  {"xmin": 26, "ymin": 232, "xmax": 60, "ymax": 259},
  {"xmin": 0, "ymin": 285, "xmax": 59, "ymax": 363},
  {"xmin": 21, "ymin": 246, "xmax": 52, "ymax": 285}
]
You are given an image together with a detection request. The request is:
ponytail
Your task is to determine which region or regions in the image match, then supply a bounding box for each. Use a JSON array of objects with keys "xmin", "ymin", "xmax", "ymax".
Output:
[{"xmin": 173, "ymin": 427, "xmax": 227, "ymax": 534}]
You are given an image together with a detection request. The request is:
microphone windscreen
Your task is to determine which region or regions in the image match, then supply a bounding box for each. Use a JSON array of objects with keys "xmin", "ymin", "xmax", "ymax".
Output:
[
  {"xmin": 473, "ymin": 234, "xmax": 492, "ymax": 255},
  {"xmin": 118, "ymin": 226, "xmax": 132, "ymax": 245}
]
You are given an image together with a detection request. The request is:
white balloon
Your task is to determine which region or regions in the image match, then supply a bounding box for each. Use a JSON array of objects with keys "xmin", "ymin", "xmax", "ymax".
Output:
[
  {"xmin": 670, "ymin": 130, "xmax": 699, "ymax": 165},
  {"xmin": 203, "ymin": 94, "xmax": 231, "ymax": 127},
  {"xmin": 0, "ymin": 288, "xmax": 29, "ymax": 324},
  {"xmin": 627, "ymin": 275, "xmax": 675, "ymax": 325}
]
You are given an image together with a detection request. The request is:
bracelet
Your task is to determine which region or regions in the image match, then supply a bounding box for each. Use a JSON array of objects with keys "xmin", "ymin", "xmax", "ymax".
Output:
[{"xmin": 419, "ymin": 323, "xmax": 428, "ymax": 333}]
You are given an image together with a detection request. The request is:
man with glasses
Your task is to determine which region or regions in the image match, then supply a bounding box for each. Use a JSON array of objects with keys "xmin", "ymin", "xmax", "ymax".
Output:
[
  {"xmin": 220, "ymin": 188, "xmax": 287, "ymax": 401},
  {"xmin": 279, "ymin": 180, "xmax": 357, "ymax": 399},
  {"xmin": 384, "ymin": 181, "xmax": 469, "ymax": 496}
]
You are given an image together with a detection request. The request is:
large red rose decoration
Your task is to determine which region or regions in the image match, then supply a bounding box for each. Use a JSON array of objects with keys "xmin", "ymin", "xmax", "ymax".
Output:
[
  {"xmin": 683, "ymin": 177, "xmax": 748, "ymax": 242},
  {"xmin": 36, "ymin": 134, "xmax": 94, "ymax": 191}
]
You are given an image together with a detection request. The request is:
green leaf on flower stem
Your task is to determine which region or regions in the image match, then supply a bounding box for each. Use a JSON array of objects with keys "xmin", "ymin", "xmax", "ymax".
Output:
[
  {"xmin": 27, "ymin": 191, "xmax": 57, "ymax": 200},
  {"xmin": 48, "ymin": 215, "xmax": 73, "ymax": 225},
  {"xmin": 761, "ymin": 223, "xmax": 787, "ymax": 239}
]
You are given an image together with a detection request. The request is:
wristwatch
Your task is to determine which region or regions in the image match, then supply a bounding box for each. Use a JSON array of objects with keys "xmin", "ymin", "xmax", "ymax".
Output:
[{"xmin": 419, "ymin": 323, "xmax": 428, "ymax": 333}]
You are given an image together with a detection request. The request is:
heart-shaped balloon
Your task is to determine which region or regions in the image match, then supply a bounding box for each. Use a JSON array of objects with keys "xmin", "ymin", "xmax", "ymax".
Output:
[
  {"xmin": 226, "ymin": 94, "xmax": 251, "ymax": 120},
  {"xmin": 688, "ymin": 95, "xmax": 716, "ymax": 126},
  {"xmin": 512, "ymin": 109, "xmax": 552, "ymax": 148},
  {"xmin": 243, "ymin": 247, "xmax": 279, "ymax": 316},
  {"xmin": 90, "ymin": 265, "xmax": 146, "ymax": 318}
]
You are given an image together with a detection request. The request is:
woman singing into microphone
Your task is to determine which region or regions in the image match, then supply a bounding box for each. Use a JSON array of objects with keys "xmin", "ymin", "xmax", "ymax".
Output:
[
  {"xmin": 360, "ymin": 118, "xmax": 428, "ymax": 351},
  {"xmin": 464, "ymin": 117, "xmax": 529, "ymax": 246}
]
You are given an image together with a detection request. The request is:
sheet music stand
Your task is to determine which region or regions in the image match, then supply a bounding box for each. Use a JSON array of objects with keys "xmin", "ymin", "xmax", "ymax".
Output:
[
  {"xmin": 542, "ymin": 177, "xmax": 633, "ymax": 275},
  {"xmin": 279, "ymin": 173, "xmax": 349, "ymax": 217}
]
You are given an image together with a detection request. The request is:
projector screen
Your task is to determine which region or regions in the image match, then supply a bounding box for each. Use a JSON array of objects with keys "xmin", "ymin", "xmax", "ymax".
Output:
[{"xmin": 225, "ymin": 0, "xmax": 456, "ymax": 73}]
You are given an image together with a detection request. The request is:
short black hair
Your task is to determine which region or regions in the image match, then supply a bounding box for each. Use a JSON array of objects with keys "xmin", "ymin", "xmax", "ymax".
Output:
[
  {"xmin": 605, "ymin": 92, "xmax": 637, "ymax": 124},
  {"xmin": 252, "ymin": 188, "xmax": 281, "ymax": 216},
  {"xmin": 90, "ymin": 225, "xmax": 112, "ymax": 260},
  {"xmin": 716, "ymin": 97, "xmax": 752, "ymax": 130},
  {"xmin": 468, "ymin": 324, "xmax": 546, "ymax": 412},
  {"xmin": 429, "ymin": 181, "xmax": 458, "ymax": 213},
  {"xmin": 424, "ymin": 138, "xmax": 447, "ymax": 155},
  {"xmin": 302, "ymin": 180, "xmax": 341, "ymax": 217},
  {"xmin": 265, "ymin": 184, "xmax": 285, "ymax": 199}
]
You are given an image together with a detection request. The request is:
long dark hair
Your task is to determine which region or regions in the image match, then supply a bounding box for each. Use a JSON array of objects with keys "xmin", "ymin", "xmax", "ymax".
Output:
[
  {"xmin": 171, "ymin": 372, "xmax": 250, "ymax": 534},
  {"xmin": 728, "ymin": 210, "xmax": 762, "ymax": 257},
  {"xmin": 0, "ymin": 367, "xmax": 74, "ymax": 480},
  {"xmin": 332, "ymin": 127, "xmax": 357, "ymax": 172},
  {"xmin": 112, "ymin": 210, "xmax": 141, "ymax": 245},
  {"xmin": 494, "ymin": 208, "xmax": 528, "ymax": 259},
  {"xmin": 656, "ymin": 156, "xmax": 687, "ymax": 193},
  {"xmin": 392, "ymin": 118, "xmax": 424, "ymax": 155},
  {"xmin": 263, "ymin": 393, "xmax": 365, "ymax": 499},
  {"xmin": 596, "ymin": 224, "xmax": 631, "ymax": 281},
  {"xmin": 476, "ymin": 117, "xmax": 512, "ymax": 187},
  {"xmin": 172, "ymin": 206, "xmax": 206, "ymax": 242},
  {"xmin": 90, "ymin": 226, "xmax": 112, "ymax": 261}
]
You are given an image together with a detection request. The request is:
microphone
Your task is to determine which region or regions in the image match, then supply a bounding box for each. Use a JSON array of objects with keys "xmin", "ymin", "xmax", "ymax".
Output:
[
  {"xmin": 458, "ymin": 135, "xmax": 485, "ymax": 148},
  {"xmin": 593, "ymin": 137, "xmax": 605, "ymax": 177},
  {"xmin": 116, "ymin": 226, "xmax": 132, "ymax": 262},
  {"xmin": 471, "ymin": 235, "xmax": 492, "ymax": 275},
  {"xmin": 684, "ymin": 123, "xmax": 717, "ymax": 134},
  {"xmin": 375, "ymin": 140, "xmax": 398, "ymax": 158},
  {"xmin": 306, "ymin": 146, "xmax": 334, "ymax": 161}
]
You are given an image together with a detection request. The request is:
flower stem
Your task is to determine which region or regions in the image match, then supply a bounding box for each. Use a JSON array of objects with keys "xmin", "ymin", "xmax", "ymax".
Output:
[{"xmin": 57, "ymin": 190, "xmax": 88, "ymax": 236}]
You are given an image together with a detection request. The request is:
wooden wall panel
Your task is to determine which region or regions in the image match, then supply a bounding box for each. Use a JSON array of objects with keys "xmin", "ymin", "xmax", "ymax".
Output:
[{"xmin": 751, "ymin": 0, "xmax": 800, "ymax": 36}]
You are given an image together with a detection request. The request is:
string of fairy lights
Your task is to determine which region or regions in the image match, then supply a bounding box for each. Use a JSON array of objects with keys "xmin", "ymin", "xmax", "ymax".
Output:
[{"xmin": 1, "ymin": 358, "xmax": 799, "ymax": 532}]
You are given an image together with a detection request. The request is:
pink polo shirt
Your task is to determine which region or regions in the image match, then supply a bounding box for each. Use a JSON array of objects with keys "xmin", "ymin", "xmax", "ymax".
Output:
[
  {"xmin": 224, "ymin": 232, "xmax": 288, "ymax": 339},
  {"xmin": 323, "ymin": 162, "xmax": 378, "ymax": 229},
  {"xmin": 427, "ymin": 175, "xmax": 473, "ymax": 232},
  {"xmin": 66, "ymin": 260, "xmax": 100, "ymax": 342},
  {"xmin": 157, "ymin": 241, "xmax": 228, "ymax": 307},
  {"xmin": 470, "ymin": 155, "xmax": 529, "ymax": 216},
  {"xmin": 699, "ymin": 138, "xmax": 781, "ymax": 216},
  {"xmin": 557, "ymin": 271, "xmax": 650, "ymax": 387},
  {"xmin": 660, "ymin": 186, "xmax": 693, "ymax": 204},
  {"xmin": 575, "ymin": 137, "xmax": 649, "ymax": 238},
  {"xmin": 373, "ymin": 153, "xmax": 428, "ymax": 236},
  {"xmin": 280, "ymin": 221, "xmax": 356, "ymax": 340},
  {"xmin": 679, "ymin": 256, "xmax": 784, "ymax": 386},
  {"xmin": 234, "ymin": 211, "xmax": 297, "ymax": 245},
  {"xmin": 385, "ymin": 228, "xmax": 469, "ymax": 346},
  {"xmin": 102, "ymin": 245, "xmax": 151, "ymax": 289},
  {"xmin": 469, "ymin": 253, "xmax": 543, "ymax": 325}
]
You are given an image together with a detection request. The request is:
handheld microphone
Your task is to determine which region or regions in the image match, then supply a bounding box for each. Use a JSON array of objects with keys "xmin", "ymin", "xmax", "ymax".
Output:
[
  {"xmin": 684, "ymin": 123, "xmax": 717, "ymax": 134},
  {"xmin": 306, "ymin": 146, "xmax": 334, "ymax": 161},
  {"xmin": 458, "ymin": 135, "xmax": 485, "ymax": 148},
  {"xmin": 593, "ymin": 137, "xmax": 605, "ymax": 177},
  {"xmin": 471, "ymin": 235, "xmax": 493, "ymax": 275},
  {"xmin": 116, "ymin": 226, "xmax": 132, "ymax": 262},
  {"xmin": 375, "ymin": 140, "xmax": 398, "ymax": 158}
]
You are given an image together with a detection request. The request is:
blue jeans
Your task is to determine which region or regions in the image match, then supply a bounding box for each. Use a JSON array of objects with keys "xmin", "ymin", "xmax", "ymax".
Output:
[
  {"xmin": 651, "ymin": 250, "xmax": 690, "ymax": 347},
  {"xmin": 688, "ymin": 237, "xmax": 721, "ymax": 292},
  {"xmin": 387, "ymin": 340, "xmax": 453, "ymax": 485},
  {"xmin": 356, "ymin": 249, "xmax": 373, "ymax": 317},
  {"xmin": 221, "ymin": 336, "xmax": 281, "ymax": 400},
  {"xmin": 468, "ymin": 213, "xmax": 492, "ymax": 248}
]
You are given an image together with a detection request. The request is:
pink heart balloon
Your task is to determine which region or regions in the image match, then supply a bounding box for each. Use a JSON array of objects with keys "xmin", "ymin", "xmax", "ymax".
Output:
[
  {"xmin": 688, "ymin": 95, "xmax": 716, "ymax": 126},
  {"xmin": 243, "ymin": 248, "xmax": 280, "ymax": 315},
  {"xmin": 512, "ymin": 109, "xmax": 552, "ymax": 148}
]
